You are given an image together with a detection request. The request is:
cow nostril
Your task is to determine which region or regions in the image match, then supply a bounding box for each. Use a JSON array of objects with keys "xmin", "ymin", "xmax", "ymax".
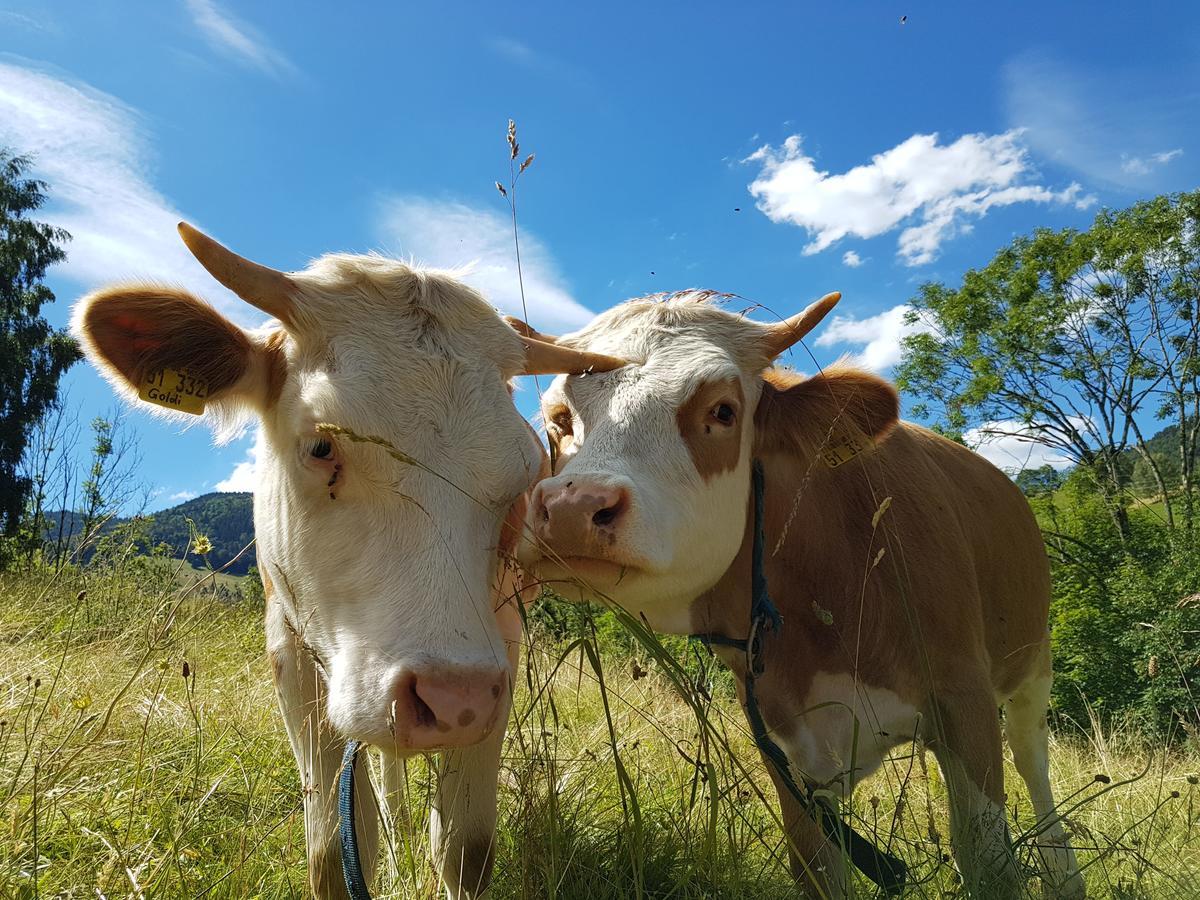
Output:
[
  {"xmin": 592, "ymin": 501, "xmax": 624, "ymax": 528},
  {"xmin": 409, "ymin": 680, "xmax": 437, "ymax": 728},
  {"xmin": 540, "ymin": 504, "xmax": 549, "ymax": 523}
]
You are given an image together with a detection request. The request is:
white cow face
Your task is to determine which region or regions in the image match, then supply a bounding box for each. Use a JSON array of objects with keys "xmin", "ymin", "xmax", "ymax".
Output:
[
  {"xmin": 515, "ymin": 292, "xmax": 898, "ymax": 632},
  {"xmin": 75, "ymin": 224, "xmax": 625, "ymax": 753}
]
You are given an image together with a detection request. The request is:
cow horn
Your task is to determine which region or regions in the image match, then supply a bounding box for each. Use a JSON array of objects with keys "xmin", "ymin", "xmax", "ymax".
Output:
[
  {"xmin": 504, "ymin": 315, "xmax": 559, "ymax": 344},
  {"xmin": 761, "ymin": 291, "xmax": 841, "ymax": 358},
  {"xmin": 520, "ymin": 336, "xmax": 627, "ymax": 376},
  {"xmin": 178, "ymin": 222, "xmax": 297, "ymax": 325}
]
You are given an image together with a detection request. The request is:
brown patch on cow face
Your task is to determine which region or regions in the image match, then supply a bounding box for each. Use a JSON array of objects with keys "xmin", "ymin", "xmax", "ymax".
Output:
[
  {"xmin": 676, "ymin": 377, "xmax": 745, "ymax": 481},
  {"xmin": 543, "ymin": 403, "xmax": 574, "ymax": 475}
]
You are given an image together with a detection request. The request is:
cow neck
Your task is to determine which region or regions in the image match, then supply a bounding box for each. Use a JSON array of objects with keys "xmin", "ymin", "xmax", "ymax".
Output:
[
  {"xmin": 688, "ymin": 458, "xmax": 909, "ymax": 896},
  {"xmin": 338, "ymin": 521, "xmax": 523, "ymax": 900}
]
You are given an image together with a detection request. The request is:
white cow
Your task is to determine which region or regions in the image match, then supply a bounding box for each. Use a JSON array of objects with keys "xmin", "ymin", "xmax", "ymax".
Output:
[{"xmin": 74, "ymin": 223, "xmax": 625, "ymax": 898}]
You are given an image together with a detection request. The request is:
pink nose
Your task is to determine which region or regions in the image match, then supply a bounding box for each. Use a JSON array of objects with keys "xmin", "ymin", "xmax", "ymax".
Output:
[
  {"xmin": 389, "ymin": 665, "xmax": 508, "ymax": 750},
  {"xmin": 534, "ymin": 479, "xmax": 630, "ymax": 552}
]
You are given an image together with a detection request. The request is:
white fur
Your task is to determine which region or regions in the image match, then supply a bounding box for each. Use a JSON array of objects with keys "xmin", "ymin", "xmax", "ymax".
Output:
[
  {"xmin": 776, "ymin": 672, "xmax": 921, "ymax": 790},
  {"xmin": 77, "ymin": 254, "xmax": 539, "ymax": 899}
]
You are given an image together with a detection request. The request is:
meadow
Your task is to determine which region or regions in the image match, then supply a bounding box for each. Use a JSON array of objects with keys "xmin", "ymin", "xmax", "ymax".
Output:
[{"xmin": 2, "ymin": 556, "xmax": 1199, "ymax": 899}]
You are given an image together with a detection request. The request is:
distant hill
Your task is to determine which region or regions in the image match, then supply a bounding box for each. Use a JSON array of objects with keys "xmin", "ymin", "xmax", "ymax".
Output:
[
  {"xmin": 45, "ymin": 492, "xmax": 256, "ymax": 575},
  {"xmin": 1013, "ymin": 419, "xmax": 1198, "ymax": 498}
]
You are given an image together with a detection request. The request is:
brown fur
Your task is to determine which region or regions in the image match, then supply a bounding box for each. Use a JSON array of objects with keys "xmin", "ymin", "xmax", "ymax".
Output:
[
  {"xmin": 691, "ymin": 370, "xmax": 1050, "ymax": 895},
  {"xmin": 79, "ymin": 286, "xmax": 255, "ymax": 399},
  {"xmin": 756, "ymin": 364, "xmax": 900, "ymax": 459},
  {"xmin": 676, "ymin": 377, "xmax": 745, "ymax": 481},
  {"xmin": 544, "ymin": 403, "xmax": 574, "ymax": 474}
]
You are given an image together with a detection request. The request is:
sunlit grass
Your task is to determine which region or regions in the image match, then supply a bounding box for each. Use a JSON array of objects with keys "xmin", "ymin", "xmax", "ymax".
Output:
[{"xmin": 2, "ymin": 565, "xmax": 1199, "ymax": 898}]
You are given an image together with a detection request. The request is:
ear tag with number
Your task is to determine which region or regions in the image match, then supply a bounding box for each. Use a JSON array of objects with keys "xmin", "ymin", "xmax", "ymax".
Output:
[
  {"xmin": 822, "ymin": 436, "xmax": 869, "ymax": 468},
  {"xmin": 139, "ymin": 367, "xmax": 209, "ymax": 415}
]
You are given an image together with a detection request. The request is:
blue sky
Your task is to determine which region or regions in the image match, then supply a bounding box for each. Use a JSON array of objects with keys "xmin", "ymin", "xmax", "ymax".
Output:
[{"xmin": 2, "ymin": 1, "xmax": 1198, "ymax": 509}]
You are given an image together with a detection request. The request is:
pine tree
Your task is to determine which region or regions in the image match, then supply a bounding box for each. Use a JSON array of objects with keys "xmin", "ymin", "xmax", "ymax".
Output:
[{"xmin": 0, "ymin": 150, "xmax": 79, "ymax": 551}]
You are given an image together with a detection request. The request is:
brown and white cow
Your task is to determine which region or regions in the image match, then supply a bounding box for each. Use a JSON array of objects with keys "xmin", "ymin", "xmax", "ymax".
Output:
[
  {"xmin": 73, "ymin": 223, "xmax": 625, "ymax": 899},
  {"xmin": 514, "ymin": 293, "xmax": 1084, "ymax": 898}
]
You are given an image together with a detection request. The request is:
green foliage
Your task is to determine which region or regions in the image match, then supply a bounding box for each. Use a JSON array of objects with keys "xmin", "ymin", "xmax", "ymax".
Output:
[
  {"xmin": 240, "ymin": 564, "xmax": 266, "ymax": 606},
  {"xmin": 1014, "ymin": 464, "xmax": 1067, "ymax": 497},
  {"xmin": 898, "ymin": 190, "xmax": 1200, "ymax": 535},
  {"xmin": 525, "ymin": 591, "xmax": 737, "ymax": 699},
  {"xmin": 44, "ymin": 491, "xmax": 256, "ymax": 574},
  {"xmin": 1036, "ymin": 472, "xmax": 1200, "ymax": 734},
  {"xmin": 0, "ymin": 150, "xmax": 80, "ymax": 554}
]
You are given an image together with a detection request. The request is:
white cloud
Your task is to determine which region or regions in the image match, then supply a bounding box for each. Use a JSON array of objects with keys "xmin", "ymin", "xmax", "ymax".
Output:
[
  {"xmin": 375, "ymin": 196, "xmax": 595, "ymax": 333},
  {"xmin": 169, "ymin": 490, "xmax": 198, "ymax": 502},
  {"xmin": 1004, "ymin": 53, "xmax": 1189, "ymax": 189},
  {"xmin": 486, "ymin": 36, "xmax": 536, "ymax": 66},
  {"xmin": 963, "ymin": 420, "xmax": 1074, "ymax": 473},
  {"xmin": 814, "ymin": 303, "xmax": 935, "ymax": 372},
  {"xmin": 1121, "ymin": 148, "xmax": 1183, "ymax": 176},
  {"xmin": 0, "ymin": 61, "xmax": 247, "ymax": 318},
  {"xmin": 216, "ymin": 444, "xmax": 257, "ymax": 492},
  {"xmin": 184, "ymin": 0, "xmax": 295, "ymax": 79},
  {"xmin": 841, "ymin": 250, "xmax": 864, "ymax": 268},
  {"xmin": 745, "ymin": 131, "xmax": 1090, "ymax": 266}
]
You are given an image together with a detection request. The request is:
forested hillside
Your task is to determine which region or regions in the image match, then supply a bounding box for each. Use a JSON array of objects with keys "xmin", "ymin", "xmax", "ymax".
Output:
[{"xmin": 44, "ymin": 491, "xmax": 256, "ymax": 575}]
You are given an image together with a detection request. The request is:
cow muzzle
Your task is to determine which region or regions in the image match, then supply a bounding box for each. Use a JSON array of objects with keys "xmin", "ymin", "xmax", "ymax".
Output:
[
  {"xmin": 378, "ymin": 664, "xmax": 509, "ymax": 751},
  {"xmin": 530, "ymin": 475, "xmax": 632, "ymax": 557}
]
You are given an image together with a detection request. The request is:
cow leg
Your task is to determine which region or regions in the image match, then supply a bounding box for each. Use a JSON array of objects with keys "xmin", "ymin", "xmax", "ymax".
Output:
[
  {"xmin": 429, "ymin": 637, "xmax": 517, "ymax": 900},
  {"xmin": 268, "ymin": 601, "xmax": 380, "ymax": 899},
  {"xmin": 929, "ymin": 687, "xmax": 1023, "ymax": 899},
  {"xmin": 764, "ymin": 758, "xmax": 847, "ymax": 899},
  {"xmin": 430, "ymin": 724, "xmax": 505, "ymax": 899},
  {"xmin": 1003, "ymin": 646, "xmax": 1085, "ymax": 898}
]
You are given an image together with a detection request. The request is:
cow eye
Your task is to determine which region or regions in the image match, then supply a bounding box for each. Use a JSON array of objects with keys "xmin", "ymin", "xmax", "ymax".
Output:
[
  {"xmin": 711, "ymin": 403, "xmax": 736, "ymax": 426},
  {"xmin": 310, "ymin": 438, "xmax": 334, "ymax": 459}
]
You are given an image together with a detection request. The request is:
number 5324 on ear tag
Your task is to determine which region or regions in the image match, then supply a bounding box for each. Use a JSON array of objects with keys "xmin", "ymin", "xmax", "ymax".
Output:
[{"xmin": 139, "ymin": 368, "xmax": 209, "ymax": 415}]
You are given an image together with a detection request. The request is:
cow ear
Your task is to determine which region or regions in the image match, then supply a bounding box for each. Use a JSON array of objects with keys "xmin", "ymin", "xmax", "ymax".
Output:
[
  {"xmin": 754, "ymin": 365, "xmax": 899, "ymax": 458},
  {"xmin": 73, "ymin": 285, "xmax": 285, "ymax": 428}
]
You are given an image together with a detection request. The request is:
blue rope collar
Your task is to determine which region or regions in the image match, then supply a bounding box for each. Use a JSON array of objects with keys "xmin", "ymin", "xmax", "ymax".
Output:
[
  {"xmin": 694, "ymin": 459, "xmax": 908, "ymax": 895},
  {"xmin": 339, "ymin": 740, "xmax": 372, "ymax": 900}
]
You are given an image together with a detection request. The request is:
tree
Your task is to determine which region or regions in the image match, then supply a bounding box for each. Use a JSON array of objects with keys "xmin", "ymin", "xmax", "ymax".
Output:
[
  {"xmin": 0, "ymin": 150, "xmax": 79, "ymax": 552},
  {"xmin": 1014, "ymin": 464, "xmax": 1068, "ymax": 497},
  {"xmin": 897, "ymin": 191, "xmax": 1200, "ymax": 541}
]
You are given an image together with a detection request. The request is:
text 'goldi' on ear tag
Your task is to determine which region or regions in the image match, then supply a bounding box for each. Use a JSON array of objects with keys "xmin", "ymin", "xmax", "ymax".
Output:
[
  {"xmin": 822, "ymin": 436, "xmax": 868, "ymax": 468},
  {"xmin": 139, "ymin": 368, "xmax": 209, "ymax": 415}
]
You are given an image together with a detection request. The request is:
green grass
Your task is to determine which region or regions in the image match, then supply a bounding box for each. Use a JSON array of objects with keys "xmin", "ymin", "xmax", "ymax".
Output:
[{"xmin": 2, "ymin": 566, "xmax": 1199, "ymax": 898}]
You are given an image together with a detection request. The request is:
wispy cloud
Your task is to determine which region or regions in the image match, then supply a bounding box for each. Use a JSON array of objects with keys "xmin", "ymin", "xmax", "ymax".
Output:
[
  {"xmin": 486, "ymin": 36, "xmax": 537, "ymax": 66},
  {"xmin": 814, "ymin": 303, "xmax": 936, "ymax": 372},
  {"xmin": 745, "ymin": 131, "xmax": 1091, "ymax": 266},
  {"xmin": 1004, "ymin": 52, "xmax": 1190, "ymax": 189},
  {"xmin": 0, "ymin": 10, "xmax": 58, "ymax": 33},
  {"xmin": 184, "ymin": 0, "xmax": 295, "ymax": 79},
  {"xmin": 375, "ymin": 196, "xmax": 595, "ymax": 333},
  {"xmin": 841, "ymin": 250, "xmax": 864, "ymax": 268},
  {"xmin": 1121, "ymin": 148, "xmax": 1183, "ymax": 176},
  {"xmin": 168, "ymin": 490, "xmax": 198, "ymax": 502},
  {"xmin": 0, "ymin": 60, "xmax": 246, "ymax": 317}
]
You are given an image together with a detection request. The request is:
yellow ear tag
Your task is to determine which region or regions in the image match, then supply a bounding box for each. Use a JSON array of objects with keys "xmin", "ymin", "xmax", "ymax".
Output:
[
  {"xmin": 139, "ymin": 368, "xmax": 209, "ymax": 415},
  {"xmin": 822, "ymin": 436, "xmax": 868, "ymax": 468}
]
